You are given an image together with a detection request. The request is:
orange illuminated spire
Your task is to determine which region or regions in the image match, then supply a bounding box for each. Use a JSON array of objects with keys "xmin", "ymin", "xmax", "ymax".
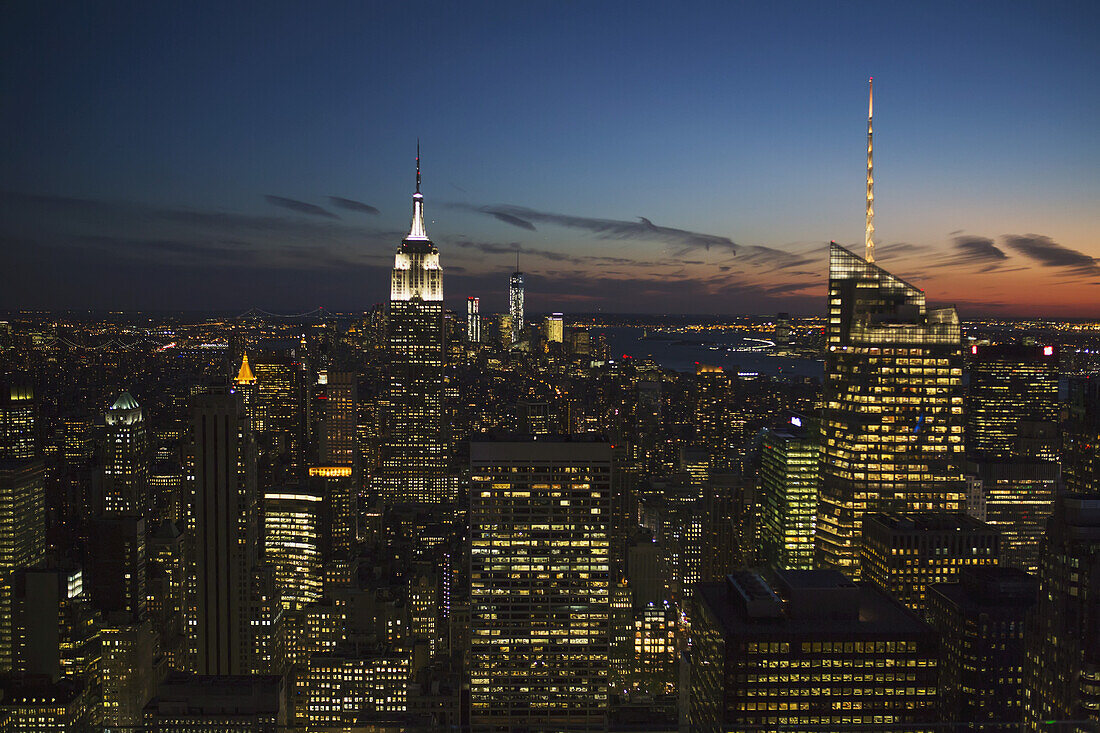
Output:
[{"xmin": 235, "ymin": 352, "xmax": 256, "ymax": 385}]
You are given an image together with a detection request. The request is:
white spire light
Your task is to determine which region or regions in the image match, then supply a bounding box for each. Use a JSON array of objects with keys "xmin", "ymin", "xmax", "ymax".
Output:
[{"xmin": 865, "ymin": 77, "xmax": 875, "ymax": 264}]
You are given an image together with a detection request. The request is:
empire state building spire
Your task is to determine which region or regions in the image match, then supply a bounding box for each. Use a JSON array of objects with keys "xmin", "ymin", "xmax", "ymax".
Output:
[
  {"xmin": 865, "ymin": 77, "xmax": 875, "ymax": 263},
  {"xmin": 407, "ymin": 140, "xmax": 428, "ymax": 241}
]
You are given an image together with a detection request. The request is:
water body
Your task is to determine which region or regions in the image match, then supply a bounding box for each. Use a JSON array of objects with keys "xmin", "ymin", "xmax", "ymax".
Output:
[{"xmin": 595, "ymin": 326, "xmax": 824, "ymax": 380}]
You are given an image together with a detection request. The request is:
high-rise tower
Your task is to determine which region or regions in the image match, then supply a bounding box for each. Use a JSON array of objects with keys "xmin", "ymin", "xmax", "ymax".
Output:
[
  {"xmin": 101, "ymin": 392, "xmax": 149, "ymax": 517},
  {"xmin": 0, "ymin": 378, "xmax": 44, "ymax": 672},
  {"xmin": 509, "ymin": 254, "xmax": 524, "ymax": 345},
  {"xmin": 380, "ymin": 146, "xmax": 450, "ymax": 504},
  {"xmin": 466, "ymin": 296, "xmax": 481, "ymax": 344},
  {"xmin": 190, "ymin": 388, "xmax": 260, "ymax": 675},
  {"xmin": 470, "ymin": 437, "xmax": 612, "ymax": 732},
  {"xmin": 816, "ymin": 243, "xmax": 965, "ymax": 576}
]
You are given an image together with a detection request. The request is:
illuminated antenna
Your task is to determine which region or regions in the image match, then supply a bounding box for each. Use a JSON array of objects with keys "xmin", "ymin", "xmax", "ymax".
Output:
[
  {"xmin": 865, "ymin": 77, "xmax": 875, "ymax": 263},
  {"xmin": 416, "ymin": 138, "xmax": 421, "ymax": 194}
]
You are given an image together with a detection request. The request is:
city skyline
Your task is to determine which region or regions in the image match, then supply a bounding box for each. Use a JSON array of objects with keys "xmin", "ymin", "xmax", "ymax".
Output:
[{"xmin": 1, "ymin": 2, "xmax": 1098, "ymax": 317}]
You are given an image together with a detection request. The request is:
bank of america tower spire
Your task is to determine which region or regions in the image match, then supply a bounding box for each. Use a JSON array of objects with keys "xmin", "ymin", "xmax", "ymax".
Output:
[
  {"xmin": 379, "ymin": 145, "xmax": 451, "ymax": 505},
  {"xmin": 865, "ymin": 76, "xmax": 875, "ymax": 263}
]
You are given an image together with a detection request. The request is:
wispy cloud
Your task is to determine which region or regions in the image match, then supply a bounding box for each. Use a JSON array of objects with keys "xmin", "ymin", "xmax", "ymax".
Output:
[
  {"xmin": 328, "ymin": 196, "xmax": 380, "ymax": 215},
  {"xmin": 952, "ymin": 235, "xmax": 1007, "ymax": 263},
  {"xmin": 1003, "ymin": 234, "xmax": 1100, "ymax": 275},
  {"xmin": 448, "ymin": 202, "xmax": 739, "ymax": 253},
  {"xmin": 264, "ymin": 195, "xmax": 340, "ymax": 219}
]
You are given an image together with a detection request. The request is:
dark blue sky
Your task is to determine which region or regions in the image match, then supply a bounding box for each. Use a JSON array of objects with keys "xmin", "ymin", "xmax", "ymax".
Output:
[{"xmin": 2, "ymin": 1, "xmax": 1098, "ymax": 315}]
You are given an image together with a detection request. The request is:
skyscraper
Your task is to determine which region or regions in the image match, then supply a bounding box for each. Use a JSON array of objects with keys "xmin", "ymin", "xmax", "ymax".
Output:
[
  {"xmin": 0, "ymin": 378, "xmax": 34, "ymax": 461},
  {"xmin": 466, "ymin": 296, "xmax": 481, "ymax": 344},
  {"xmin": 262, "ymin": 486, "xmax": 322, "ymax": 610},
  {"xmin": 101, "ymin": 391, "xmax": 149, "ymax": 517},
  {"xmin": 1023, "ymin": 493, "xmax": 1100, "ymax": 726},
  {"xmin": 190, "ymin": 388, "xmax": 260, "ymax": 675},
  {"xmin": 758, "ymin": 414, "xmax": 819, "ymax": 571},
  {"xmin": 509, "ymin": 263, "xmax": 524, "ymax": 345},
  {"xmin": 380, "ymin": 148, "xmax": 450, "ymax": 505},
  {"xmin": 0, "ymin": 378, "xmax": 44, "ymax": 672},
  {"xmin": 967, "ymin": 344, "xmax": 1059, "ymax": 461},
  {"xmin": 966, "ymin": 344, "xmax": 1060, "ymax": 573},
  {"xmin": 816, "ymin": 242, "xmax": 965, "ymax": 576},
  {"xmin": 469, "ymin": 437, "xmax": 612, "ymax": 732},
  {"xmin": 251, "ymin": 346, "xmax": 305, "ymax": 476},
  {"xmin": 927, "ymin": 566, "xmax": 1036, "ymax": 727},
  {"xmin": 544, "ymin": 312, "xmax": 563, "ymax": 344}
]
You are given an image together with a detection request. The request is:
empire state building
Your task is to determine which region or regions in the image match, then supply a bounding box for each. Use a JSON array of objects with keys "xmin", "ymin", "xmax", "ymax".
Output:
[{"xmin": 379, "ymin": 150, "xmax": 451, "ymax": 504}]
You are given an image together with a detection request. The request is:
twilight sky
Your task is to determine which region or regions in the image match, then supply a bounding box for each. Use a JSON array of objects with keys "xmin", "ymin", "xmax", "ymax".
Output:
[{"xmin": 2, "ymin": 1, "xmax": 1098, "ymax": 317}]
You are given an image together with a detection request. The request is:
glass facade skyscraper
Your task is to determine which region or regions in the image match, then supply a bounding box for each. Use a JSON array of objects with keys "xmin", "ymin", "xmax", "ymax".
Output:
[
  {"xmin": 509, "ymin": 271, "xmax": 524, "ymax": 344},
  {"xmin": 816, "ymin": 243, "xmax": 965, "ymax": 576},
  {"xmin": 759, "ymin": 414, "xmax": 819, "ymax": 570}
]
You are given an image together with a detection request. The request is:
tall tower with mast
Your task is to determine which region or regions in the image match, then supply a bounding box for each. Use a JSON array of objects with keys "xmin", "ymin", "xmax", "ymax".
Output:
[
  {"xmin": 380, "ymin": 143, "xmax": 450, "ymax": 504},
  {"xmin": 509, "ymin": 251, "xmax": 524, "ymax": 345}
]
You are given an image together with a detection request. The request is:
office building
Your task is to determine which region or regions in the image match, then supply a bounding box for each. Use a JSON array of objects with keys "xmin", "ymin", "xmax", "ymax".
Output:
[
  {"xmin": 86, "ymin": 515, "xmax": 147, "ymax": 619},
  {"xmin": 0, "ymin": 675, "xmax": 94, "ymax": 731},
  {"xmin": 1023, "ymin": 493, "xmax": 1100, "ymax": 726},
  {"xmin": 262, "ymin": 486, "xmax": 323, "ymax": 610},
  {"xmin": 380, "ymin": 153, "xmax": 450, "ymax": 504},
  {"xmin": 143, "ymin": 672, "xmax": 287, "ymax": 732},
  {"xmin": 0, "ymin": 378, "xmax": 34, "ymax": 461},
  {"xmin": 689, "ymin": 569, "xmax": 939, "ymax": 732},
  {"xmin": 927, "ymin": 567, "xmax": 1036, "ymax": 727},
  {"xmin": 466, "ymin": 296, "xmax": 481, "ymax": 343},
  {"xmin": 315, "ymin": 370, "xmax": 357, "ymax": 469},
  {"xmin": 1063, "ymin": 375, "xmax": 1100, "ymax": 495},
  {"xmin": 545, "ymin": 312, "xmax": 563, "ymax": 343},
  {"xmin": 100, "ymin": 616, "xmax": 156, "ymax": 727},
  {"xmin": 759, "ymin": 413, "xmax": 819, "ymax": 570},
  {"xmin": 967, "ymin": 459, "xmax": 1058, "ymax": 574},
  {"xmin": 101, "ymin": 391, "xmax": 149, "ymax": 517},
  {"xmin": 509, "ymin": 268, "xmax": 524, "ymax": 344},
  {"xmin": 470, "ymin": 437, "xmax": 612, "ymax": 732},
  {"xmin": 967, "ymin": 343, "xmax": 1059, "ymax": 461},
  {"xmin": 0, "ymin": 457, "xmax": 45, "ymax": 672},
  {"xmin": 817, "ymin": 242, "xmax": 965, "ymax": 577},
  {"xmin": 306, "ymin": 468, "xmax": 355, "ymax": 564},
  {"xmin": 860, "ymin": 512, "xmax": 999, "ymax": 616},
  {"xmin": 190, "ymin": 388, "xmax": 259, "ymax": 675},
  {"xmin": 251, "ymin": 346, "xmax": 306, "ymax": 474},
  {"xmin": 12, "ymin": 564, "xmax": 98, "ymax": 683}
]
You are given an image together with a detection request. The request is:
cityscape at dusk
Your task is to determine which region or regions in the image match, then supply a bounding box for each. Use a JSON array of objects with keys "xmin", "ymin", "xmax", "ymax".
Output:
[{"xmin": 1, "ymin": 2, "xmax": 1100, "ymax": 732}]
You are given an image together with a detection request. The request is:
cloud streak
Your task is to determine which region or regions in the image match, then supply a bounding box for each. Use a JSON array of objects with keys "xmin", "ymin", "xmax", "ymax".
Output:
[
  {"xmin": 328, "ymin": 196, "xmax": 380, "ymax": 215},
  {"xmin": 449, "ymin": 202, "xmax": 739, "ymax": 253},
  {"xmin": 1003, "ymin": 234, "xmax": 1100, "ymax": 275},
  {"xmin": 264, "ymin": 195, "xmax": 340, "ymax": 219}
]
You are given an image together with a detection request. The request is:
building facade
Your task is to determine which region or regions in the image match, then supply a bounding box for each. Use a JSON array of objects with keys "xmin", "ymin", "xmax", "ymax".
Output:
[
  {"xmin": 759, "ymin": 414, "xmax": 819, "ymax": 570},
  {"xmin": 689, "ymin": 568, "xmax": 939, "ymax": 732},
  {"xmin": 509, "ymin": 271, "xmax": 524, "ymax": 344},
  {"xmin": 927, "ymin": 566, "xmax": 1036, "ymax": 727},
  {"xmin": 469, "ymin": 437, "xmax": 612, "ymax": 732},
  {"xmin": 860, "ymin": 512, "xmax": 999, "ymax": 617},
  {"xmin": 1023, "ymin": 493, "xmax": 1100, "ymax": 727},
  {"xmin": 817, "ymin": 242, "xmax": 965, "ymax": 577},
  {"xmin": 380, "ymin": 159, "xmax": 450, "ymax": 505}
]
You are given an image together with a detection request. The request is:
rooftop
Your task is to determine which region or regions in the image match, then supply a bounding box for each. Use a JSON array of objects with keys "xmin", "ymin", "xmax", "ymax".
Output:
[{"xmin": 698, "ymin": 569, "xmax": 930, "ymax": 638}]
